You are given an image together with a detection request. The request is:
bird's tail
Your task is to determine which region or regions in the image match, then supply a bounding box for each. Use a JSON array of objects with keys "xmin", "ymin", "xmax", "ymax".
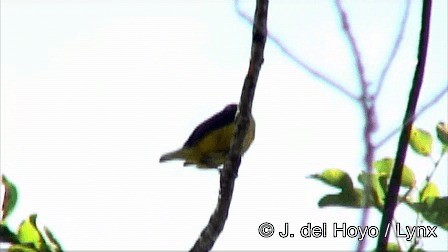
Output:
[{"xmin": 159, "ymin": 149, "xmax": 185, "ymax": 163}]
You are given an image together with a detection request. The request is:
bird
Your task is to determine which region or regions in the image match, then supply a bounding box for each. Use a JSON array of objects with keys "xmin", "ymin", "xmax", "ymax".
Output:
[{"xmin": 159, "ymin": 103, "xmax": 255, "ymax": 168}]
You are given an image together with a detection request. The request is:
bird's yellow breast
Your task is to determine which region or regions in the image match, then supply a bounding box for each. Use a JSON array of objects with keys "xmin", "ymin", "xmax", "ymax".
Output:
[
  {"xmin": 183, "ymin": 116, "xmax": 255, "ymax": 168},
  {"xmin": 159, "ymin": 104, "xmax": 255, "ymax": 169}
]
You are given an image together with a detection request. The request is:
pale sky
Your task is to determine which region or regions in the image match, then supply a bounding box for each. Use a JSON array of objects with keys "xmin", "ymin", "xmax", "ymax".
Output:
[{"xmin": 1, "ymin": 0, "xmax": 447, "ymax": 251}]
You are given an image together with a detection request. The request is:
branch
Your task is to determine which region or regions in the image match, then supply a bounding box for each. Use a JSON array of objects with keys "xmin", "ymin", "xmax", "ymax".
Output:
[
  {"xmin": 374, "ymin": 0, "xmax": 412, "ymax": 98},
  {"xmin": 335, "ymin": 0, "xmax": 369, "ymax": 91},
  {"xmin": 235, "ymin": 0, "xmax": 358, "ymax": 100},
  {"xmin": 375, "ymin": 84, "xmax": 448, "ymax": 148},
  {"xmin": 335, "ymin": 2, "xmax": 374, "ymax": 250},
  {"xmin": 377, "ymin": 1, "xmax": 432, "ymax": 251},
  {"xmin": 190, "ymin": 0, "xmax": 268, "ymax": 251}
]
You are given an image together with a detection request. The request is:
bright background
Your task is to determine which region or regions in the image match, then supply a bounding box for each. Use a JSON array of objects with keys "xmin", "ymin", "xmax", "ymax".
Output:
[{"xmin": 1, "ymin": 0, "xmax": 447, "ymax": 250}]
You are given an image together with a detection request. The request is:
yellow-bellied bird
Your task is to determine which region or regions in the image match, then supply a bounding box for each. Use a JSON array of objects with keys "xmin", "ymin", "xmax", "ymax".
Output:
[{"xmin": 159, "ymin": 104, "xmax": 255, "ymax": 168}]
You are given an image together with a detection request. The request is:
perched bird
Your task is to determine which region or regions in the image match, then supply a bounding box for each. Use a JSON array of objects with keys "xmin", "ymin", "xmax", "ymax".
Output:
[{"xmin": 159, "ymin": 104, "xmax": 255, "ymax": 168}]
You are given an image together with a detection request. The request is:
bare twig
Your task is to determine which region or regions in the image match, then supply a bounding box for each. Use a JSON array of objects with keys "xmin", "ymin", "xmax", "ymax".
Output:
[
  {"xmin": 234, "ymin": 0, "xmax": 358, "ymax": 100},
  {"xmin": 426, "ymin": 149, "xmax": 447, "ymax": 182},
  {"xmin": 375, "ymin": 84, "xmax": 447, "ymax": 148},
  {"xmin": 374, "ymin": 0, "xmax": 412, "ymax": 98},
  {"xmin": 190, "ymin": 1, "xmax": 268, "ymax": 251},
  {"xmin": 335, "ymin": 1, "xmax": 369, "ymax": 90},
  {"xmin": 392, "ymin": 218, "xmax": 405, "ymax": 250},
  {"xmin": 377, "ymin": 1, "xmax": 432, "ymax": 251},
  {"xmin": 335, "ymin": 1, "xmax": 375, "ymax": 251}
]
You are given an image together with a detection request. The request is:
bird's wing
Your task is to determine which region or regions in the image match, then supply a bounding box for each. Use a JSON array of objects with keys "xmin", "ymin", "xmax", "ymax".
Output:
[{"xmin": 183, "ymin": 104, "xmax": 238, "ymax": 148}]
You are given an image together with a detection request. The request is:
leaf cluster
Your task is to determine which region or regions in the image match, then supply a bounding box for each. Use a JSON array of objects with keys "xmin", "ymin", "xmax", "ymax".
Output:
[
  {"xmin": 310, "ymin": 123, "xmax": 448, "ymax": 250},
  {"xmin": 1, "ymin": 176, "xmax": 63, "ymax": 252}
]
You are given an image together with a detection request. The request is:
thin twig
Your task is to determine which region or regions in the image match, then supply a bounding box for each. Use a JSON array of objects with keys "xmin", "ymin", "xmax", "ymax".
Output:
[
  {"xmin": 335, "ymin": 1, "xmax": 369, "ymax": 90},
  {"xmin": 392, "ymin": 218, "xmax": 405, "ymax": 250},
  {"xmin": 426, "ymin": 150, "xmax": 447, "ymax": 182},
  {"xmin": 374, "ymin": 0, "xmax": 412, "ymax": 98},
  {"xmin": 234, "ymin": 0, "xmax": 358, "ymax": 100},
  {"xmin": 335, "ymin": 1, "xmax": 374, "ymax": 251},
  {"xmin": 377, "ymin": 1, "xmax": 432, "ymax": 251},
  {"xmin": 375, "ymin": 85, "xmax": 447, "ymax": 148},
  {"xmin": 190, "ymin": 1, "xmax": 268, "ymax": 251}
]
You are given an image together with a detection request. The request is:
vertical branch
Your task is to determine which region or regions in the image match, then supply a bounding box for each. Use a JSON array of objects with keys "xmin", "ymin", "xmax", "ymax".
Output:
[
  {"xmin": 335, "ymin": 1, "xmax": 375, "ymax": 250},
  {"xmin": 190, "ymin": 0, "xmax": 268, "ymax": 251},
  {"xmin": 335, "ymin": 1, "xmax": 369, "ymax": 89},
  {"xmin": 377, "ymin": 1, "xmax": 432, "ymax": 251}
]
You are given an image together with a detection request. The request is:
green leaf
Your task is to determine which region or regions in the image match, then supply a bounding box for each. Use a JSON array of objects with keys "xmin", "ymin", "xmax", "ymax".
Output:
[
  {"xmin": 378, "ymin": 176, "xmax": 389, "ymax": 200},
  {"xmin": 318, "ymin": 188, "xmax": 367, "ymax": 208},
  {"xmin": 17, "ymin": 214, "xmax": 49, "ymax": 252},
  {"xmin": 8, "ymin": 244, "xmax": 39, "ymax": 252},
  {"xmin": 436, "ymin": 122, "xmax": 448, "ymax": 146},
  {"xmin": 412, "ymin": 183, "xmax": 448, "ymax": 231},
  {"xmin": 405, "ymin": 201, "xmax": 424, "ymax": 214},
  {"xmin": 0, "ymin": 223, "xmax": 19, "ymax": 243},
  {"xmin": 421, "ymin": 196, "xmax": 448, "ymax": 231},
  {"xmin": 373, "ymin": 157, "xmax": 395, "ymax": 175},
  {"xmin": 309, "ymin": 169, "xmax": 353, "ymax": 192},
  {"xmin": 409, "ymin": 127, "xmax": 433, "ymax": 156},
  {"xmin": 400, "ymin": 165, "xmax": 417, "ymax": 188},
  {"xmin": 420, "ymin": 182, "xmax": 440, "ymax": 202},
  {"xmin": 44, "ymin": 226, "xmax": 63, "ymax": 252},
  {"xmin": 386, "ymin": 242, "xmax": 401, "ymax": 252},
  {"xmin": 2, "ymin": 175, "xmax": 18, "ymax": 221},
  {"xmin": 406, "ymin": 197, "xmax": 448, "ymax": 231},
  {"xmin": 358, "ymin": 172, "xmax": 385, "ymax": 208},
  {"xmin": 373, "ymin": 158, "xmax": 416, "ymax": 188}
]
